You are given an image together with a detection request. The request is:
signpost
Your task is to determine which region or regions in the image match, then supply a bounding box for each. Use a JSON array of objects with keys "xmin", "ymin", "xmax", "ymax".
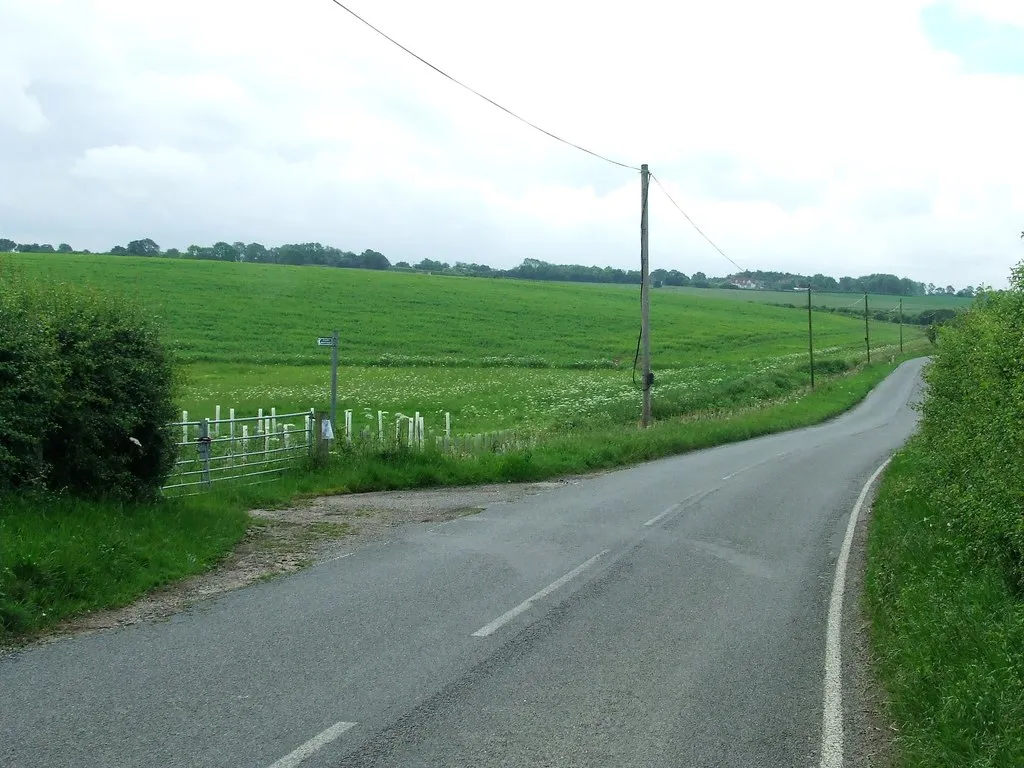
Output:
[{"xmin": 317, "ymin": 330, "xmax": 339, "ymax": 429}]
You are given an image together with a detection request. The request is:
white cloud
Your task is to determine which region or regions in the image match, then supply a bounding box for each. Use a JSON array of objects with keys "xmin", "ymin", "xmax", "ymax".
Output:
[
  {"xmin": 0, "ymin": 0, "xmax": 1022, "ymax": 287},
  {"xmin": 946, "ymin": 0, "xmax": 1024, "ymax": 26},
  {"xmin": 72, "ymin": 146, "xmax": 207, "ymax": 181}
]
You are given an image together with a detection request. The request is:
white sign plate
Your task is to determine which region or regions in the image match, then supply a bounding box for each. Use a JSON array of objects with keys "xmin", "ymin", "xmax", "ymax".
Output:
[
  {"xmin": 322, "ymin": 419, "xmax": 335, "ymax": 440},
  {"xmin": 317, "ymin": 337, "xmax": 335, "ymax": 346}
]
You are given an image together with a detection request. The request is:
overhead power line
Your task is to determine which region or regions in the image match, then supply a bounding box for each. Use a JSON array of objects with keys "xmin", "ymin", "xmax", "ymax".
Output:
[
  {"xmin": 649, "ymin": 173, "xmax": 744, "ymax": 273},
  {"xmin": 323, "ymin": 0, "xmax": 640, "ymax": 171}
]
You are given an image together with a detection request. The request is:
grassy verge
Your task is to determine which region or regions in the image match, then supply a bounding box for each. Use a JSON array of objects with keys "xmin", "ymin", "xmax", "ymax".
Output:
[
  {"xmin": 866, "ymin": 444, "xmax": 1024, "ymax": 766},
  {"xmin": 0, "ymin": 495, "xmax": 249, "ymax": 642},
  {"xmin": 2, "ymin": 352, "xmax": 924, "ymax": 642}
]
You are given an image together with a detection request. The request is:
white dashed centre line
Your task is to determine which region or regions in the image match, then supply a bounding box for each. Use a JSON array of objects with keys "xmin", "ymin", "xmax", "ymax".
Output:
[
  {"xmin": 472, "ymin": 550, "xmax": 610, "ymax": 637},
  {"xmin": 267, "ymin": 721, "xmax": 357, "ymax": 768}
]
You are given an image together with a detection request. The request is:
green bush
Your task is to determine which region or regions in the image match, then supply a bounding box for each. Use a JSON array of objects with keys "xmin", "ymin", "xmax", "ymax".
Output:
[
  {"xmin": 918, "ymin": 263, "xmax": 1024, "ymax": 589},
  {"xmin": 0, "ymin": 269, "xmax": 178, "ymax": 500},
  {"xmin": 0, "ymin": 277, "xmax": 61, "ymax": 489}
]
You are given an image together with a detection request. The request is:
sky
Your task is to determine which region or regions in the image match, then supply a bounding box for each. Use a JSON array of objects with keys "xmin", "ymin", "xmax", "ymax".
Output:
[{"xmin": 1, "ymin": 0, "xmax": 1022, "ymax": 288}]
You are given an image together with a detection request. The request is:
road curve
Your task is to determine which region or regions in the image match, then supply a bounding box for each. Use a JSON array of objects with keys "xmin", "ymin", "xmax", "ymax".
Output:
[{"xmin": 0, "ymin": 359, "xmax": 926, "ymax": 768}]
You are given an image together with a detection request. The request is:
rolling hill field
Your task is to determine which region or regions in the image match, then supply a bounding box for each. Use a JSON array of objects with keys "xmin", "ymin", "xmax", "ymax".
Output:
[
  {"xmin": 3, "ymin": 252, "xmax": 927, "ymax": 432},
  {"xmin": 665, "ymin": 285, "xmax": 973, "ymax": 312}
]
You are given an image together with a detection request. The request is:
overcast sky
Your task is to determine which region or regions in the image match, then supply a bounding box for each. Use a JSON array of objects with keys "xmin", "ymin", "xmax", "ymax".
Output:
[{"xmin": 2, "ymin": 0, "xmax": 1022, "ymax": 287}]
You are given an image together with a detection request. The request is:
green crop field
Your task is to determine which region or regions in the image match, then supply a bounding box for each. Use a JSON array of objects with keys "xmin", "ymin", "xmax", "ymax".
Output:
[
  {"xmin": 4, "ymin": 252, "xmax": 927, "ymax": 433},
  {"xmin": 664, "ymin": 285, "xmax": 972, "ymax": 312}
]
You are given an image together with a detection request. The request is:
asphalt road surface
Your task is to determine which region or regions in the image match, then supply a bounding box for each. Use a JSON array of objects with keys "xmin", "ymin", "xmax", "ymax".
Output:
[{"xmin": 0, "ymin": 359, "xmax": 926, "ymax": 768}]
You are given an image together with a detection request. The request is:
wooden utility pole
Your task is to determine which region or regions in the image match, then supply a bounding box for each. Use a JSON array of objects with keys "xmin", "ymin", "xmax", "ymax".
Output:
[
  {"xmin": 899, "ymin": 298, "xmax": 903, "ymax": 353},
  {"xmin": 640, "ymin": 164, "xmax": 652, "ymax": 428},
  {"xmin": 330, "ymin": 329, "xmax": 339, "ymax": 427},
  {"xmin": 864, "ymin": 293, "xmax": 871, "ymax": 363},
  {"xmin": 807, "ymin": 286, "xmax": 815, "ymax": 388}
]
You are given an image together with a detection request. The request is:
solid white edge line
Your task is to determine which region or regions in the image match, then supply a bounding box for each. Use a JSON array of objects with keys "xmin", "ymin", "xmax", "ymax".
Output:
[
  {"xmin": 818, "ymin": 458, "xmax": 892, "ymax": 768},
  {"xmin": 267, "ymin": 721, "xmax": 357, "ymax": 768},
  {"xmin": 471, "ymin": 550, "xmax": 610, "ymax": 637}
]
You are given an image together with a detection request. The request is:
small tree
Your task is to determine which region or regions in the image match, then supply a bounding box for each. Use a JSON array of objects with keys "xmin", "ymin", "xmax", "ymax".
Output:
[
  {"xmin": 126, "ymin": 238, "xmax": 160, "ymax": 256},
  {"xmin": 0, "ymin": 238, "xmax": 15, "ymax": 251},
  {"xmin": 57, "ymin": 243, "xmax": 73, "ymax": 253}
]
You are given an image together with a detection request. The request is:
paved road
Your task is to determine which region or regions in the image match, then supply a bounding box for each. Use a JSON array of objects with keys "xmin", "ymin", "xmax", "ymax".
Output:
[{"xmin": 0, "ymin": 360, "xmax": 925, "ymax": 768}]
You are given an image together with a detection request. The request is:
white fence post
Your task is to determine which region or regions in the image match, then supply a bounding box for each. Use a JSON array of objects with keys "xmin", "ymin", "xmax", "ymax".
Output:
[
  {"xmin": 181, "ymin": 411, "xmax": 188, "ymax": 444},
  {"xmin": 229, "ymin": 408, "xmax": 236, "ymax": 465},
  {"xmin": 271, "ymin": 407, "xmax": 277, "ymax": 437},
  {"xmin": 214, "ymin": 405, "xmax": 221, "ymax": 436},
  {"xmin": 284, "ymin": 424, "xmax": 291, "ymax": 449},
  {"xmin": 257, "ymin": 408, "xmax": 264, "ymax": 435},
  {"xmin": 241, "ymin": 425, "xmax": 249, "ymax": 464},
  {"xmin": 417, "ymin": 415, "xmax": 425, "ymax": 450},
  {"xmin": 345, "ymin": 409, "xmax": 353, "ymax": 445}
]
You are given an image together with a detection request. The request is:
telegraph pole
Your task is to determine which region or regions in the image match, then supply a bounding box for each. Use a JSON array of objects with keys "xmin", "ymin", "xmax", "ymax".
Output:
[
  {"xmin": 899, "ymin": 298, "xmax": 904, "ymax": 353},
  {"xmin": 864, "ymin": 293, "xmax": 871, "ymax": 364},
  {"xmin": 807, "ymin": 286, "xmax": 815, "ymax": 388},
  {"xmin": 640, "ymin": 164, "xmax": 652, "ymax": 427},
  {"xmin": 330, "ymin": 329, "xmax": 339, "ymax": 426}
]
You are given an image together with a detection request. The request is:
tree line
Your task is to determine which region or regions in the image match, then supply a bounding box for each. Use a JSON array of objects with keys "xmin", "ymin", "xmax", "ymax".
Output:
[{"xmin": 0, "ymin": 237, "xmax": 975, "ymax": 297}]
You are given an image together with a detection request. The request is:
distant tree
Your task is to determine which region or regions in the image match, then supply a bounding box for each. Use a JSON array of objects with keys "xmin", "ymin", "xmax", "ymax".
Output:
[
  {"xmin": 57, "ymin": 243, "xmax": 73, "ymax": 253},
  {"xmin": 243, "ymin": 242, "xmax": 271, "ymax": 263},
  {"xmin": 165, "ymin": 248, "xmax": 181, "ymax": 257},
  {"xmin": 0, "ymin": 238, "xmax": 15, "ymax": 251},
  {"xmin": 956, "ymin": 286, "xmax": 975, "ymax": 298},
  {"xmin": 81, "ymin": 249, "xmax": 91, "ymax": 254},
  {"xmin": 416, "ymin": 258, "xmax": 449, "ymax": 272},
  {"xmin": 394, "ymin": 261, "xmax": 411, "ymax": 268},
  {"xmin": 211, "ymin": 242, "xmax": 239, "ymax": 262},
  {"xmin": 690, "ymin": 271, "xmax": 709, "ymax": 288},
  {"xmin": 110, "ymin": 246, "xmax": 128, "ymax": 255},
  {"xmin": 38, "ymin": 244, "xmax": 55, "ymax": 253},
  {"xmin": 186, "ymin": 245, "xmax": 214, "ymax": 260},
  {"xmin": 945, "ymin": 285, "xmax": 955, "ymax": 295},
  {"xmin": 357, "ymin": 249, "xmax": 390, "ymax": 270},
  {"xmin": 125, "ymin": 238, "xmax": 160, "ymax": 256}
]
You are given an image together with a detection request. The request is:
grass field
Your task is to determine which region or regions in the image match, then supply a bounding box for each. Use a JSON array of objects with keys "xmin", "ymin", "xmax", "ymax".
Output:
[
  {"xmin": 3, "ymin": 252, "xmax": 926, "ymax": 432},
  {"xmin": 665, "ymin": 286, "xmax": 972, "ymax": 313}
]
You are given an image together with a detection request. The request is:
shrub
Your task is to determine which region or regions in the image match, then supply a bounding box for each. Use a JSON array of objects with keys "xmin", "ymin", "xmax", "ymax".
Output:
[
  {"xmin": 40, "ymin": 288, "xmax": 178, "ymax": 500},
  {"xmin": 918, "ymin": 267, "xmax": 1024, "ymax": 589},
  {"xmin": 0, "ymin": 267, "xmax": 178, "ymax": 500},
  {"xmin": 0, "ymin": 276, "xmax": 61, "ymax": 489}
]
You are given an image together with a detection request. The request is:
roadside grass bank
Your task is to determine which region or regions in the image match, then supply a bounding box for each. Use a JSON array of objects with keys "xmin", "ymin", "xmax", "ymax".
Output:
[
  {"xmin": 866, "ymin": 446, "xmax": 1024, "ymax": 767},
  {"xmin": 0, "ymin": 494, "xmax": 248, "ymax": 642},
  {"xmin": 866, "ymin": 274, "xmax": 1024, "ymax": 767},
  {"xmin": 2, "ymin": 352, "xmax": 923, "ymax": 642}
]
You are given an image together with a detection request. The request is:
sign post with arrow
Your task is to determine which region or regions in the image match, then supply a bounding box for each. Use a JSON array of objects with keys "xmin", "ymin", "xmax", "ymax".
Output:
[{"xmin": 317, "ymin": 330, "xmax": 339, "ymax": 430}]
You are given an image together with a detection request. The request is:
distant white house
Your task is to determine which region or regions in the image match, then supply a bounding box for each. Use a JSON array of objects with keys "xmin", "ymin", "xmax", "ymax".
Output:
[{"xmin": 730, "ymin": 277, "xmax": 761, "ymax": 290}]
